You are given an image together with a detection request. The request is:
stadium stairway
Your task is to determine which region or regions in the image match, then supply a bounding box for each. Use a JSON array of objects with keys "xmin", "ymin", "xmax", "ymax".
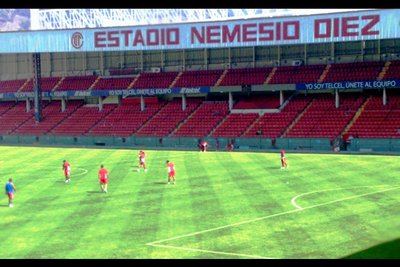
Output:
[
  {"xmin": 281, "ymin": 97, "xmax": 314, "ymax": 137},
  {"xmin": 208, "ymin": 112, "xmax": 230, "ymax": 137},
  {"xmin": 133, "ymin": 102, "xmax": 170, "ymax": 135},
  {"xmin": 52, "ymin": 77, "xmax": 65, "ymax": 91},
  {"xmin": 127, "ymin": 75, "xmax": 140, "ymax": 89},
  {"xmin": 340, "ymin": 96, "xmax": 371, "ymax": 137},
  {"xmin": 318, "ymin": 64, "xmax": 331, "ymax": 82},
  {"xmin": 89, "ymin": 76, "xmax": 101, "ymax": 90},
  {"xmin": 377, "ymin": 61, "xmax": 391, "ymax": 80},
  {"xmin": 18, "ymin": 78, "xmax": 31, "ymax": 92},
  {"xmin": 168, "ymin": 101, "xmax": 203, "ymax": 137},
  {"xmin": 169, "ymin": 71, "xmax": 183, "ymax": 88},
  {"xmin": 264, "ymin": 66, "xmax": 277, "ymax": 84},
  {"xmin": 215, "ymin": 69, "xmax": 228, "ymax": 86}
]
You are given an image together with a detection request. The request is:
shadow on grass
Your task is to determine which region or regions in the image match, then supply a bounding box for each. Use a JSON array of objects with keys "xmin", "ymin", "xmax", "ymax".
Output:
[
  {"xmin": 86, "ymin": 191, "xmax": 104, "ymax": 194},
  {"xmin": 0, "ymin": 204, "xmax": 10, "ymax": 208},
  {"xmin": 153, "ymin": 182, "xmax": 166, "ymax": 185},
  {"xmin": 343, "ymin": 238, "xmax": 400, "ymax": 259}
]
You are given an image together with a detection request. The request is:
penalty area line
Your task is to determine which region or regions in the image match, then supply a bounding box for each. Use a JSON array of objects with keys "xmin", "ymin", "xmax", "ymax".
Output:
[
  {"xmin": 147, "ymin": 243, "xmax": 275, "ymax": 259},
  {"xmin": 147, "ymin": 185, "xmax": 400, "ymax": 258},
  {"xmin": 291, "ymin": 185, "xmax": 400, "ymax": 210}
]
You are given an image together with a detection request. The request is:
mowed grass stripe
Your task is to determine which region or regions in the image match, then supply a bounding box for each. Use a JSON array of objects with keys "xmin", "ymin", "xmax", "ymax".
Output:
[
  {"xmin": 0, "ymin": 147, "xmax": 91, "ymax": 258},
  {"xmin": 154, "ymin": 185, "xmax": 400, "ymax": 258},
  {"xmin": 216, "ymin": 152, "xmax": 279, "ymax": 220},
  {"xmin": 65, "ymin": 150, "xmax": 135, "ymax": 258},
  {"xmin": 153, "ymin": 153, "xmax": 229, "ymax": 259},
  {"xmin": 1, "ymin": 146, "xmax": 399, "ymax": 259},
  {"xmin": 22, "ymin": 149, "xmax": 119, "ymax": 258},
  {"xmin": 118, "ymin": 150, "xmax": 172, "ymax": 259},
  {"xmin": 147, "ymin": 153, "xmax": 400, "ymax": 258}
]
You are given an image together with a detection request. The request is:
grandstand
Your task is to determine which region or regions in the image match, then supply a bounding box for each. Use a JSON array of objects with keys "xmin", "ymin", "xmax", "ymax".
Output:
[
  {"xmin": 1, "ymin": 8, "xmax": 400, "ymax": 260},
  {"xmin": 0, "ymin": 8, "xmax": 400, "ymax": 153}
]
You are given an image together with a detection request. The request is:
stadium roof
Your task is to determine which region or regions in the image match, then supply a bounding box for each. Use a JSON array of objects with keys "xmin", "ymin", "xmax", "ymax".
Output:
[{"xmin": 30, "ymin": 9, "xmax": 375, "ymax": 31}]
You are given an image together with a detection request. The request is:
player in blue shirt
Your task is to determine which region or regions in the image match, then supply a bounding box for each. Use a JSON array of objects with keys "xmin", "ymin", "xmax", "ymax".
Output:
[{"xmin": 5, "ymin": 178, "xmax": 16, "ymax": 208}]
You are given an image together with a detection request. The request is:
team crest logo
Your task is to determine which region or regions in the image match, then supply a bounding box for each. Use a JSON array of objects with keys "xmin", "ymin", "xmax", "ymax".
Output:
[{"xmin": 71, "ymin": 32, "xmax": 84, "ymax": 49}]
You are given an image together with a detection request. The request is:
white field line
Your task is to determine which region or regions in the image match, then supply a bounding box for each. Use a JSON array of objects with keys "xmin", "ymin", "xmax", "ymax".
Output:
[
  {"xmin": 147, "ymin": 208, "xmax": 301, "ymax": 246},
  {"xmin": 291, "ymin": 184, "xmax": 393, "ymax": 210},
  {"xmin": 71, "ymin": 167, "xmax": 88, "ymax": 177},
  {"xmin": 149, "ymin": 243, "xmax": 274, "ymax": 259},
  {"xmin": 27, "ymin": 167, "xmax": 89, "ymax": 182},
  {"xmin": 147, "ymin": 184, "xmax": 400, "ymax": 258}
]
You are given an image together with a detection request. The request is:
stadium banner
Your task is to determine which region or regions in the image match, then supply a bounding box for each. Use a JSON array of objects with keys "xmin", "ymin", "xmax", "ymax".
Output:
[
  {"xmin": 0, "ymin": 87, "xmax": 210, "ymax": 99},
  {"xmin": 0, "ymin": 9, "xmax": 399, "ymax": 53},
  {"xmin": 296, "ymin": 80, "xmax": 400, "ymax": 90}
]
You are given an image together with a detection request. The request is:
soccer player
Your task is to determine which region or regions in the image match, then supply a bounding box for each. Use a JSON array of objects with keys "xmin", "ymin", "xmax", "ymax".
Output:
[
  {"xmin": 62, "ymin": 160, "xmax": 71, "ymax": 183},
  {"xmin": 201, "ymin": 141, "xmax": 208, "ymax": 152},
  {"xmin": 280, "ymin": 150, "xmax": 289, "ymax": 169},
  {"xmin": 137, "ymin": 150, "xmax": 147, "ymax": 172},
  {"xmin": 215, "ymin": 137, "xmax": 220, "ymax": 151},
  {"xmin": 98, "ymin": 164, "xmax": 109, "ymax": 193},
  {"xmin": 227, "ymin": 143, "xmax": 234, "ymax": 152},
  {"xmin": 5, "ymin": 178, "xmax": 16, "ymax": 208},
  {"xmin": 199, "ymin": 141, "xmax": 208, "ymax": 152},
  {"xmin": 166, "ymin": 160, "xmax": 176, "ymax": 185}
]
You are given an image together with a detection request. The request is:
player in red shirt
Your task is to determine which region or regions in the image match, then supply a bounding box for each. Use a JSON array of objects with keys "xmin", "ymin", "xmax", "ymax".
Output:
[
  {"xmin": 62, "ymin": 160, "xmax": 71, "ymax": 183},
  {"xmin": 280, "ymin": 150, "xmax": 288, "ymax": 169},
  {"xmin": 227, "ymin": 143, "xmax": 234, "ymax": 152},
  {"xmin": 199, "ymin": 141, "xmax": 208, "ymax": 152},
  {"xmin": 166, "ymin": 160, "xmax": 176, "ymax": 185},
  {"xmin": 98, "ymin": 164, "xmax": 109, "ymax": 193},
  {"xmin": 137, "ymin": 150, "xmax": 147, "ymax": 172},
  {"xmin": 201, "ymin": 141, "xmax": 208, "ymax": 152}
]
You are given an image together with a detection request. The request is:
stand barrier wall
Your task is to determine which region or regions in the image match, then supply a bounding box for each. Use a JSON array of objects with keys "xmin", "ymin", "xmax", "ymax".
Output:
[{"xmin": 0, "ymin": 135, "xmax": 399, "ymax": 153}]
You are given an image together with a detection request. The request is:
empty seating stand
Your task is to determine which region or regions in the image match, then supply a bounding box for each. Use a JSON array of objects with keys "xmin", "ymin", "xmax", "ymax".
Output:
[
  {"xmin": 172, "ymin": 101, "xmax": 229, "ymax": 138},
  {"xmin": 135, "ymin": 98, "xmax": 202, "ymax": 137},
  {"xmin": 132, "ymin": 72, "xmax": 179, "ymax": 89},
  {"xmin": 13, "ymin": 100, "xmax": 83, "ymax": 135},
  {"xmin": 0, "ymin": 102, "xmax": 37, "ymax": 135},
  {"xmin": 0, "ymin": 79, "xmax": 28, "ymax": 93},
  {"xmin": 268, "ymin": 65, "xmax": 325, "ymax": 84},
  {"xmin": 284, "ymin": 94, "xmax": 365, "ymax": 140},
  {"xmin": 55, "ymin": 76, "xmax": 98, "ymax": 91},
  {"xmin": 50, "ymin": 104, "xmax": 116, "ymax": 136},
  {"xmin": 219, "ymin": 67, "xmax": 272, "ymax": 86},
  {"xmin": 19, "ymin": 77, "xmax": 61, "ymax": 92},
  {"xmin": 174, "ymin": 69, "xmax": 224, "ymax": 87},
  {"xmin": 91, "ymin": 77, "xmax": 134, "ymax": 90},
  {"xmin": 347, "ymin": 94, "xmax": 400, "ymax": 138},
  {"xmin": 88, "ymin": 102, "xmax": 165, "ymax": 137}
]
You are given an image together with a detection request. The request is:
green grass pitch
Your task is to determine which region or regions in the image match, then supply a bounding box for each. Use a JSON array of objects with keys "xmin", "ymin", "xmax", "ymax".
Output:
[{"xmin": 0, "ymin": 145, "xmax": 399, "ymax": 259}]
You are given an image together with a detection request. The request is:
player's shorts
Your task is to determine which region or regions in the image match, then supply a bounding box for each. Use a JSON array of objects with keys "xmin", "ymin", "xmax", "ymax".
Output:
[
  {"xmin": 100, "ymin": 178, "xmax": 108, "ymax": 184},
  {"xmin": 139, "ymin": 159, "xmax": 145, "ymax": 165},
  {"xmin": 7, "ymin": 192, "xmax": 13, "ymax": 200},
  {"xmin": 168, "ymin": 171, "xmax": 175, "ymax": 177},
  {"xmin": 64, "ymin": 170, "xmax": 70, "ymax": 176}
]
